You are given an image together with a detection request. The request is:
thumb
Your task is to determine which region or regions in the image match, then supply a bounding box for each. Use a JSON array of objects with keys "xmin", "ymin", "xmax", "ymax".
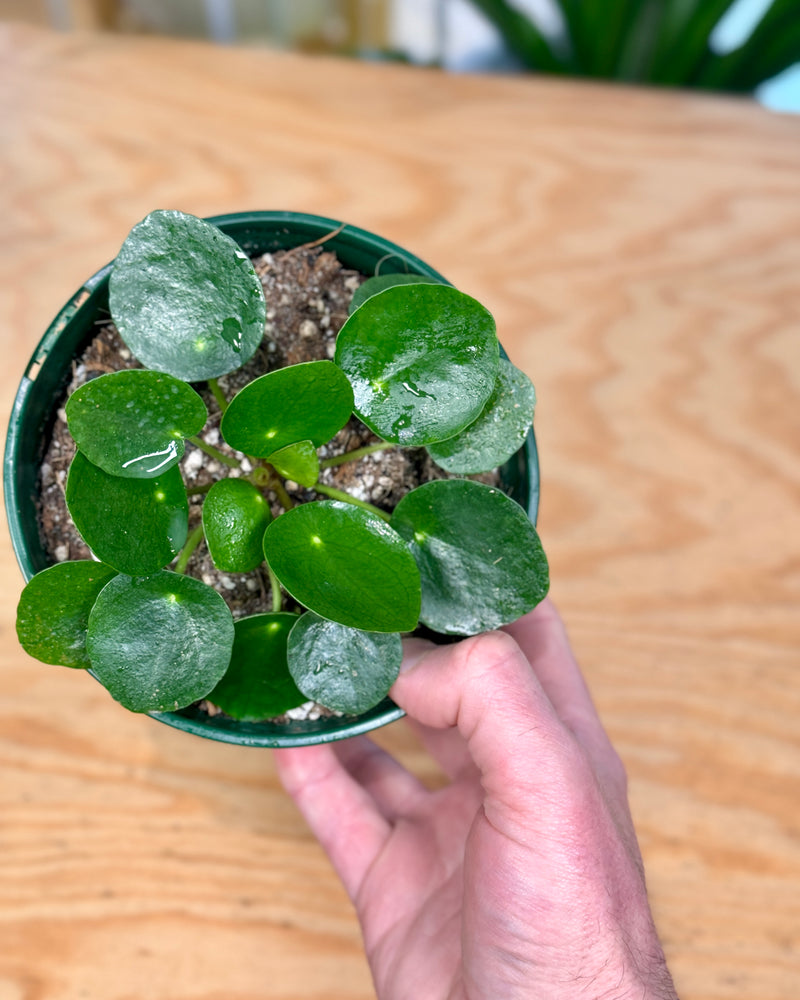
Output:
[{"xmin": 390, "ymin": 630, "xmax": 580, "ymax": 827}]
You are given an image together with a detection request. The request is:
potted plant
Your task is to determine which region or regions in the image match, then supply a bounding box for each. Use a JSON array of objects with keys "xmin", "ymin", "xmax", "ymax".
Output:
[{"xmin": 5, "ymin": 210, "xmax": 547, "ymax": 748}]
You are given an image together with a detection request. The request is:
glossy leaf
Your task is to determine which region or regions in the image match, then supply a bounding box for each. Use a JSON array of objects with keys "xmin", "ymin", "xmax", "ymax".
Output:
[
  {"xmin": 221, "ymin": 361, "xmax": 353, "ymax": 458},
  {"xmin": 263, "ymin": 500, "xmax": 421, "ymax": 633},
  {"xmin": 348, "ymin": 273, "xmax": 443, "ymax": 315},
  {"xmin": 427, "ymin": 359, "xmax": 536, "ymax": 474},
  {"xmin": 391, "ymin": 480, "xmax": 549, "ymax": 634},
  {"xmin": 86, "ymin": 571, "xmax": 235, "ymax": 713},
  {"xmin": 335, "ymin": 283, "xmax": 499, "ymax": 446},
  {"xmin": 288, "ymin": 612, "xmax": 401, "ymax": 715},
  {"xmin": 108, "ymin": 209, "xmax": 266, "ymax": 381},
  {"xmin": 65, "ymin": 370, "xmax": 207, "ymax": 479},
  {"xmin": 202, "ymin": 478, "xmax": 272, "ymax": 573},
  {"xmin": 207, "ymin": 613, "xmax": 305, "ymax": 720},
  {"xmin": 16, "ymin": 561, "xmax": 117, "ymax": 669},
  {"xmin": 267, "ymin": 440, "xmax": 319, "ymax": 488},
  {"xmin": 66, "ymin": 452, "xmax": 188, "ymax": 576}
]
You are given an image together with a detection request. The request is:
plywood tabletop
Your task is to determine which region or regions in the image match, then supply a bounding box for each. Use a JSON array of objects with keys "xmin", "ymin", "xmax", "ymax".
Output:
[{"xmin": 1, "ymin": 24, "xmax": 798, "ymax": 1000}]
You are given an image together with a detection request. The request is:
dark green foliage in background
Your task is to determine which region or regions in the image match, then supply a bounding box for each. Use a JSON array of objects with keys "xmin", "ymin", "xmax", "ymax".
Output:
[{"xmin": 468, "ymin": 0, "xmax": 800, "ymax": 92}]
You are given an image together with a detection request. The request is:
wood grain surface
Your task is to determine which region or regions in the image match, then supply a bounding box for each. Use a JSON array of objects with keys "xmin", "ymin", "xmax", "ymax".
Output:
[{"xmin": 1, "ymin": 24, "xmax": 798, "ymax": 1000}]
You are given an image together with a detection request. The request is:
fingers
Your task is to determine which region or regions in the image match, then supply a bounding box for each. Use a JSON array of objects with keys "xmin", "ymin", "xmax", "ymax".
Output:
[
  {"xmin": 399, "ymin": 605, "xmax": 623, "ymax": 795},
  {"xmin": 403, "ymin": 717, "xmax": 478, "ymax": 783},
  {"xmin": 391, "ymin": 628, "xmax": 578, "ymax": 832},
  {"xmin": 333, "ymin": 735, "xmax": 429, "ymax": 819},
  {"xmin": 273, "ymin": 743, "xmax": 390, "ymax": 901},
  {"xmin": 502, "ymin": 599, "xmax": 591, "ymax": 714},
  {"xmin": 502, "ymin": 599, "xmax": 626, "ymax": 790},
  {"xmin": 400, "ymin": 638, "xmax": 477, "ymax": 782},
  {"xmin": 274, "ymin": 731, "xmax": 434, "ymax": 899}
]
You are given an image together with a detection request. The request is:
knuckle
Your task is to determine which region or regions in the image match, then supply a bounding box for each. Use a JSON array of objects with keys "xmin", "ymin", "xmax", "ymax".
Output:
[
  {"xmin": 455, "ymin": 630, "xmax": 521, "ymax": 681},
  {"xmin": 553, "ymin": 737, "xmax": 596, "ymax": 790}
]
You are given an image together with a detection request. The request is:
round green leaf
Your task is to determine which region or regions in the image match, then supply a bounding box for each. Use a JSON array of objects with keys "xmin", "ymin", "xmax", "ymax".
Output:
[
  {"xmin": 86, "ymin": 571, "xmax": 235, "ymax": 713},
  {"xmin": 335, "ymin": 283, "xmax": 499, "ymax": 446},
  {"xmin": 16, "ymin": 561, "xmax": 117, "ymax": 669},
  {"xmin": 202, "ymin": 478, "xmax": 272, "ymax": 573},
  {"xmin": 66, "ymin": 370, "xmax": 207, "ymax": 479},
  {"xmin": 263, "ymin": 501, "xmax": 421, "ymax": 633},
  {"xmin": 390, "ymin": 480, "xmax": 549, "ymax": 635},
  {"xmin": 109, "ymin": 210, "xmax": 266, "ymax": 381},
  {"xmin": 348, "ymin": 273, "xmax": 443, "ymax": 315},
  {"xmin": 207, "ymin": 613, "xmax": 305, "ymax": 720},
  {"xmin": 66, "ymin": 452, "xmax": 188, "ymax": 576},
  {"xmin": 220, "ymin": 361, "xmax": 353, "ymax": 458},
  {"xmin": 427, "ymin": 359, "xmax": 537, "ymax": 474},
  {"xmin": 287, "ymin": 612, "xmax": 401, "ymax": 715},
  {"xmin": 267, "ymin": 440, "xmax": 319, "ymax": 488}
]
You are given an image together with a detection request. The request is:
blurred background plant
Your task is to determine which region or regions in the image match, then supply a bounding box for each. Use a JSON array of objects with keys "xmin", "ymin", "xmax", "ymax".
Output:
[
  {"xmin": 467, "ymin": 0, "xmax": 800, "ymax": 95},
  {"xmin": 3, "ymin": 0, "xmax": 799, "ymax": 110}
]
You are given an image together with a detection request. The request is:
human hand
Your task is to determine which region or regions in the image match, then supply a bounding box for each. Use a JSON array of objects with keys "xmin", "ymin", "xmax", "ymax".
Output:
[{"xmin": 274, "ymin": 600, "xmax": 678, "ymax": 1000}]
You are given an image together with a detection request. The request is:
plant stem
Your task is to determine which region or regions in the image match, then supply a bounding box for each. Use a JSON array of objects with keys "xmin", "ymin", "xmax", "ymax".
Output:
[
  {"xmin": 174, "ymin": 523, "xmax": 204, "ymax": 575},
  {"xmin": 249, "ymin": 464, "xmax": 294, "ymax": 511},
  {"xmin": 186, "ymin": 481, "xmax": 213, "ymax": 496},
  {"xmin": 266, "ymin": 561, "xmax": 283, "ymax": 614},
  {"xmin": 313, "ymin": 482, "xmax": 391, "ymax": 522},
  {"xmin": 271, "ymin": 478, "xmax": 295, "ymax": 511},
  {"xmin": 320, "ymin": 441, "xmax": 394, "ymax": 469},
  {"xmin": 187, "ymin": 435, "xmax": 240, "ymax": 469},
  {"xmin": 207, "ymin": 377, "xmax": 229, "ymax": 414}
]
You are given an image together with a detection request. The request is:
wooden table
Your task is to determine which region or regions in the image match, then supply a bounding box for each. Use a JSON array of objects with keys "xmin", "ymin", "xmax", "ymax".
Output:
[{"xmin": 1, "ymin": 24, "xmax": 798, "ymax": 1000}]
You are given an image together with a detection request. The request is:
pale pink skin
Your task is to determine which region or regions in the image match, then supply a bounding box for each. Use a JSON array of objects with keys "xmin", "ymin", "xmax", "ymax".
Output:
[{"xmin": 275, "ymin": 600, "xmax": 679, "ymax": 1000}]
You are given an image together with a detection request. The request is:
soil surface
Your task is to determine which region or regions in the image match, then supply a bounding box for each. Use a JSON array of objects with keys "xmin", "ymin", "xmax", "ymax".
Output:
[{"xmin": 38, "ymin": 246, "xmax": 496, "ymax": 722}]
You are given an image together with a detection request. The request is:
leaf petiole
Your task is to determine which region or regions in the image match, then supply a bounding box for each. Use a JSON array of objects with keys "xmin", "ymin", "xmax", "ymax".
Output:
[
  {"xmin": 271, "ymin": 477, "xmax": 295, "ymax": 512},
  {"xmin": 319, "ymin": 440, "xmax": 394, "ymax": 469},
  {"xmin": 266, "ymin": 561, "xmax": 283, "ymax": 614},
  {"xmin": 187, "ymin": 435, "xmax": 241, "ymax": 469},
  {"xmin": 187, "ymin": 481, "xmax": 214, "ymax": 497},
  {"xmin": 312, "ymin": 482, "xmax": 391, "ymax": 522},
  {"xmin": 174, "ymin": 523, "xmax": 205, "ymax": 575},
  {"xmin": 251, "ymin": 465, "xmax": 295, "ymax": 511},
  {"xmin": 207, "ymin": 377, "xmax": 230, "ymax": 414}
]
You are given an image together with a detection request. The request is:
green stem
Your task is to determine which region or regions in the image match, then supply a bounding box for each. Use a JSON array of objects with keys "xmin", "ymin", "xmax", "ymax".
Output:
[
  {"xmin": 174, "ymin": 523, "xmax": 204, "ymax": 575},
  {"xmin": 186, "ymin": 481, "xmax": 213, "ymax": 496},
  {"xmin": 254, "ymin": 467, "xmax": 293, "ymax": 511},
  {"xmin": 187, "ymin": 435, "xmax": 240, "ymax": 469},
  {"xmin": 320, "ymin": 441, "xmax": 394, "ymax": 469},
  {"xmin": 249, "ymin": 465, "xmax": 272, "ymax": 488},
  {"xmin": 249, "ymin": 464, "xmax": 294, "ymax": 510},
  {"xmin": 313, "ymin": 482, "xmax": 391, "ymax": 522},
  {"xmin": 266, "ymin": 561, "xmax": 283, "ymax": 614},
  {"xmin": 272, "ymin": 478, "xmax": 295, "ymax": 511},
  {"xmin": 207, "ymin": 377, "xmax": 229, "ymax": 414}
]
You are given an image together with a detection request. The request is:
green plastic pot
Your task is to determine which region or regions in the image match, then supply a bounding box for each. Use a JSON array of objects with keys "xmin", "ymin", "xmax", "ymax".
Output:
[{"xmin": 4, "ymin": 211, "xmax": 540, "ymax": 748}]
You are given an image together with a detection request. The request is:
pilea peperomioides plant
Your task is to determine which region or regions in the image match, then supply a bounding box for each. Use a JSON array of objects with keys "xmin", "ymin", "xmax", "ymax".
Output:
[{"xmin": 16, "ymin": 210, "xmax": 549, "ymax": 723}]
